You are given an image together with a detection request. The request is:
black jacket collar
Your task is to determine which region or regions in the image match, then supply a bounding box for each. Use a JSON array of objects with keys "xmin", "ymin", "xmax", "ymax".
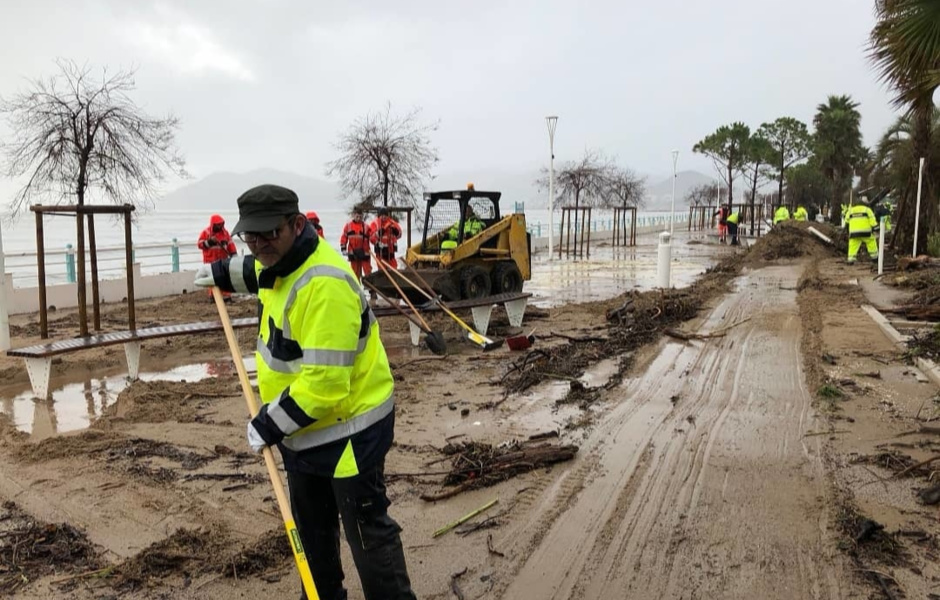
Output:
[{"xmin": 257, "ymin": 223, "xmax": 319, "ymax": 289}]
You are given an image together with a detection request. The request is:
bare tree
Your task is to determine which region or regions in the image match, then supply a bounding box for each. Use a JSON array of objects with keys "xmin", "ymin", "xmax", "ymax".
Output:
[
  {"xmin": 1, "ymin": 60, "xmax": 187, "ymax": 213},
  {"xmin": 685, "ymin": 183, "xmax": 716, "ymax": 207},
  {"xmin": 537, "ymin": 149, "xmax": 614, "ymax": 210},
  {"xmin": 603, "ymin": 166, "xmax": 647, "ymax": 209},
  {"xmin": 326, "ymin": 104, "xmax": 439, "ymax": 208},
  {"xmin": 536, "ymin": 149, "xmax": 614, "ymax": 253}
]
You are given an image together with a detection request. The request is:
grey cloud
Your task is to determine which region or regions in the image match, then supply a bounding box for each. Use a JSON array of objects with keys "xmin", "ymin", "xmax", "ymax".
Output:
[{"xmin": 0, "ymin": 0, "xmax": 900, "ymax": 206}]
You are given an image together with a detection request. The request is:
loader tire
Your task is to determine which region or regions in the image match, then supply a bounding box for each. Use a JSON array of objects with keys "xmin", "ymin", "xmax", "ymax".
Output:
[
  {"xmin": 460, "ymin": 265, "xmax": 492, "ymax": 300},
  {"xmin": 491, "ymin": 261, "xmax": 523, "ymax": 294}
]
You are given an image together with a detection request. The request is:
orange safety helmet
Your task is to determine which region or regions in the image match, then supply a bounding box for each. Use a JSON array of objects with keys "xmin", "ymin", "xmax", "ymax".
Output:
[{"xmin": 305, "ymin": 211, "xmax": 320, "ymax": 223}]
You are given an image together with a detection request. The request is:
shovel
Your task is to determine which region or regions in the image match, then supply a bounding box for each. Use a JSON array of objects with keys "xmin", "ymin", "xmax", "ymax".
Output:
[
  {"xmin": 210, "ymin": 287, "xmax": 320, "ymax": 600},
  {"xmin": 362, "ymin": 278, "xmax": 447, "ymax": 356},
  {"xmin": 393, "ymin": 262, "xmax": 503, "ymax": 352}
]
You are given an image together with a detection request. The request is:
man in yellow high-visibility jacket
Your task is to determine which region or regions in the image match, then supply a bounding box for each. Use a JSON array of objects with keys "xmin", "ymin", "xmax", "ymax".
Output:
[
  {"xmin": 195, "ymin": 185, "xmax": 416, "ymax": 600},
  {"xmin": 773, "ymin": 205, "xmax": 790, "ymax": 224},
  {"xmin": 846, "ymin": 203, "xmax": 878, "ymax": 263},
  {"xmin": 726, "ymin": 208, "xmax": 741, "ymax": 246},
  {"xmin": 793, "ymin": 206, "xmax": 808, "ymax": 222}
]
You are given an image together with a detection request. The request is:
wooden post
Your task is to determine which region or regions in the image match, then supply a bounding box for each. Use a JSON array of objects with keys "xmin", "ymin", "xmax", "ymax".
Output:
[
  {"xmin": 631, "ymin": 207, "xmax": 637, "ymax": 246},
  {"xmin": 585, "ymin": 208, "xmax": 592, "ymax": 258},
  {"xmin": 76, "ymin": 210, "xmax": 88, "ymax": 336},
  {"xmin": 124, "ymin": 209, "xmax": 136, "ymax": 331},
  {"xmin": 612, "ymin": 208, "xmax": 619, "ymax": 246},
  {"xmin": 406, "ymin": 209, "xmax": 412, "ymax": 249},
  {"xmin": 688, "ymin": 206, "xmax": 693, "ymax": 231},
  {"xmin": 87, "ymin": 213, "xmax": 101, "ymax": 331},
  {"xmin": 35, "ymin": 210, "xmax": 48, "ymax": 339}
]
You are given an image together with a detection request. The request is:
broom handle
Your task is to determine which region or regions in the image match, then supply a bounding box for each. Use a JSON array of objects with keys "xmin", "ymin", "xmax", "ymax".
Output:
[
  {"xmin": 374, "ymin": 258, "xmax": 433, "ymax": 331},
  {"xmin": 362, "ymin": 279, "xmax": 429, "ymax": 333},
  {"xmin": 391, "ymin": 265, "xmax": 480, "ymax": 336},
  {"xmin": 211, "ymin": 287, "xmax": 320, "ymax": 600}
]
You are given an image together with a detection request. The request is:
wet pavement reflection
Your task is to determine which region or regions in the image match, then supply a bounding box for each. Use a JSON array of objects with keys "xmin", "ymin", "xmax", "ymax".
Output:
[
  {"xmin": 527, "ymin": 231, "xmax": 733, "ymax": 307},
  {"xmin": 0, "ymin": 360, "xmax": 254, "ymax": 439}
]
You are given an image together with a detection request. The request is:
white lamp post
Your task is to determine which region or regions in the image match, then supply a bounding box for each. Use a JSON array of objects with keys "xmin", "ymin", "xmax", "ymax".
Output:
[
  {"xmin": 546, "ymin": 116, "xmax": 558, "ymax": 259},
  {"xmin": 670, "ymin": 150, "xmax": 679, "ymax": 234},
  {"xmin": 914, "ymin": 157, "xmax": 925, "ymax": 258}
]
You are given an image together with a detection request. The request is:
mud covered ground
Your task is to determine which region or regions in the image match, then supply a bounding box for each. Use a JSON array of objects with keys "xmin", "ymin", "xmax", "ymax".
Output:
[{"xmin": 0, "ymin": 226, "xmax": 937, "ymax": 599}]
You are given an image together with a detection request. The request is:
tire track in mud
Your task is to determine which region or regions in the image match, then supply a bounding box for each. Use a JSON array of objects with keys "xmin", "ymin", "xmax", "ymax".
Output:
[{"xmin": 500, "ymin": 264, "xmax": 854, "ymax": 600}]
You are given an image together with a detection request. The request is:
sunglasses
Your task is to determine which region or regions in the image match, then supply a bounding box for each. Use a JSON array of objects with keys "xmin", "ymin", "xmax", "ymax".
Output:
[{"xmin": 236, "ymin": 218, "xmax": 293, "ymax": 243}]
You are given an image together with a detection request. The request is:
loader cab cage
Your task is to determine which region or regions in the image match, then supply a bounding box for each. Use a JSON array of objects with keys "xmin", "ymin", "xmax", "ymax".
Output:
[{"xmin": 420, "ymin": 190, "xmax": 502, "ymax": 254}]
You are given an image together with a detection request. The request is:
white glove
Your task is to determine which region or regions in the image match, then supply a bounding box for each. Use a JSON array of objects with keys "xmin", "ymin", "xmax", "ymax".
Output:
[
  {"xmin": 194, "ymin": 264, "xmax": 215, "ymax": 288},
  {"xmin": 246, "ymin": 421, "xmax": 267, "ymax": 453}
]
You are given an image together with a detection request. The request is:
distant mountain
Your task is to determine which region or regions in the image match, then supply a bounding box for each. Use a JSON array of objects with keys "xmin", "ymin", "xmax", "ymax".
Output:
[
  {"xmin": 156, "ymin": 169, "xmax": 342, "ymax": 211},
  {"xmin": 154, "ymin": 167, "xmax": 718, "ymax": 215},
  {"xmin": 645, "ymin": 170, "xmax": 717, "ymax": 210}
]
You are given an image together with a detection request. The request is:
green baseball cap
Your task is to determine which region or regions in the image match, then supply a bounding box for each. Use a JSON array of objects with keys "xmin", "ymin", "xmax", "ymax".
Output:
[{"xmin": 232, "ymin": 184, "xmax": 300, "ymax": 234}]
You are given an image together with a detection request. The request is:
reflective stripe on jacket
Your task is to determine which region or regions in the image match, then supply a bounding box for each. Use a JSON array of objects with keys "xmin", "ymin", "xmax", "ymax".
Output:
[
  {"xmin": 214, "ymin": 225, "xmax": 395, "ymax": 477},
  {"xmin": 847, "ymin": 205, "xmax": 876, "ymax": 238},
  {"xmin": 340, "ymin": 221, "xmax": 371, "ymax": 254}
]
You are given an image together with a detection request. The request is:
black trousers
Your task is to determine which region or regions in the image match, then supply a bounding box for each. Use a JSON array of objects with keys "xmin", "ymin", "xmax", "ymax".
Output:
[
  {"xmin": 287, "ymin": 460, "xmax": 416, "ymax": 600},
  {"xmin": 727, "ymin": 222, "xmax": 739, "ymax": 245}
]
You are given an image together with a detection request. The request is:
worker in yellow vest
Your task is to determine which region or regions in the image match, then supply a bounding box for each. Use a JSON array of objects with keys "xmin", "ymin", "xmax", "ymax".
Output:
[
  {"xmin": 793, "ymin": 206, "xmax": 808, "ymax": 221},
  {"xmin": 194, "ymin": 185, "xmax": 416, "ymax": 599},
  {"xmin": 726, "ymin": 208, "xmax": 741, "ymax": 246},
  {"xmin": 845, "ymin": 203, "xmax": 878, "ymax": 263},
  {"xmin": 773, "ymin": 205, "xmax": 790, "ymax": 225}
]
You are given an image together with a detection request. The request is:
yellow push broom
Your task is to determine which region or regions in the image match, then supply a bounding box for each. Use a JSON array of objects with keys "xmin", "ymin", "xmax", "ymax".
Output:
[{"xmin": 211, "ymin": 286, "xmax": 319, "ymax": 600}]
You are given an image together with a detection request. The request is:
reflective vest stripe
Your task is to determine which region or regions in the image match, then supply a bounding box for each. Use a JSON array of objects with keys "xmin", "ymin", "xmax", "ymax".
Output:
[
  {"xmin": 257, "ymin": 341, "xmax": 295, "ymax": 373},
  {"xmin": 228, "ymin": 256, "xmax": 251, "ymax": 294},
  {"xmin": 256, "ymin": 339, "xmax": 360, "ymax": 372},
  {"xmin": 266, "ymin": 398, "xmax": 307, "ymax": 437},
  {"xmin": 281, "ymin": 395, "xmax": 395, "ymax": 452},
  {"xmin": 282, "ymin": 265, "xmax": 365, "ymax": 338}
]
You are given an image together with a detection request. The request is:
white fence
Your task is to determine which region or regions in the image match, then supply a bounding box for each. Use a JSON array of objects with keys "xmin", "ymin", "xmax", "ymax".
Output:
[{"xmin": 3, "ymin": 239, "xmax": 208, "ymax": 289}]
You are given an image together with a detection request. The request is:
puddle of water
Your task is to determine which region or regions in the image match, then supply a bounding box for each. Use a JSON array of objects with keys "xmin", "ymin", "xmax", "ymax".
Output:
[
  {"xmin": 384, "ymin": 344, "xmax": 427, "ymax": 363},
  {"xmin": 0, "ymin": 360, "xmax": 253, "ymax": 439},
  {"xmin": 527, "ymin": 232, "xmax": 730, "ymax": 308},
  {"xmin": 500, "ymin": 357, "xmax": 624, "ymax": 435}
]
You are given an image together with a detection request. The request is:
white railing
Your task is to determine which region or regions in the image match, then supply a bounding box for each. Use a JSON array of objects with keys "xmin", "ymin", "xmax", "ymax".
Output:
[
  {"xmin": 3, "ymin": 239, "xmax": 213, "ymax": 288},
  {"xmin": 526, "ymin": 213, "xmax": 690, "ymax": 238}
]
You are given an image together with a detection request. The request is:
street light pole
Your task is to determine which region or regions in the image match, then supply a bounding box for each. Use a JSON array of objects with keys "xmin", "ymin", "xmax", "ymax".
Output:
[
  {"xmin": 670, "ymin": 150, "xmax": 679, "ymax": 234},
  {"xmin": 546, "ymin": 116, "xmax": 558, "ymax": 259}
]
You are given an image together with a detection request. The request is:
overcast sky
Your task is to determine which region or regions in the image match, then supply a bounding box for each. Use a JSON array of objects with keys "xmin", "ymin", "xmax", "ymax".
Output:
[{"xmin": 0, "ymin": 0, "xmax": 901, "ymax": 202}]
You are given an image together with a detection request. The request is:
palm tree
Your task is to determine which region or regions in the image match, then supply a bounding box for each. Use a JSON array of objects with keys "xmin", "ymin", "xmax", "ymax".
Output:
[
  {"xmin": 813, "ymin": 95, "xmax": 865, "ymax": 222},
  {"xmin": 871, "ymin": 108, "xmax": 940, "ymax": 194},
  {"xmin": 869, "ymin": 0, "xmax": 940, "ymax": 253}
]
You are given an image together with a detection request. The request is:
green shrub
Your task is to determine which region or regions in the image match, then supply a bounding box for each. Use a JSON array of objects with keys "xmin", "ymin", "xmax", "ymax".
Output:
[{"xmin": 927, "ymin": 233, "xmax": 940, "ymax": 258}]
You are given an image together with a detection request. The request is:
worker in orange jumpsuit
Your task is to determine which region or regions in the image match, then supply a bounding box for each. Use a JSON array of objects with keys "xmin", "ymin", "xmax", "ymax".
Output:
[
  {"xmin": 197, "ymin": 214, "xmax": 237, "ymax": 299},
  {"xmin": 340, "ymin": 209, "xmax": 372, "ymax": 280},
  {"xmin": 305, "ymin": 211, "xmax": 324, "ymax": 238},
  {"xmin": 369, "ymin": 208, "xmax": 403, "ymax": 269},
  {"xmin": 713, "ymin": 205, "xmax": 729, "ymax": 243}
]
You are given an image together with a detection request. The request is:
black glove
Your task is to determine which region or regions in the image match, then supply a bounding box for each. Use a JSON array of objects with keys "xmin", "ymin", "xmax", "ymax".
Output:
[
  {"xmin": 353, "ymin": 249, "xmax": 367, "ymax": 260},
  {"xmin": 206, "ymin": 237, "xmax": 219, "ymax": 247}
]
